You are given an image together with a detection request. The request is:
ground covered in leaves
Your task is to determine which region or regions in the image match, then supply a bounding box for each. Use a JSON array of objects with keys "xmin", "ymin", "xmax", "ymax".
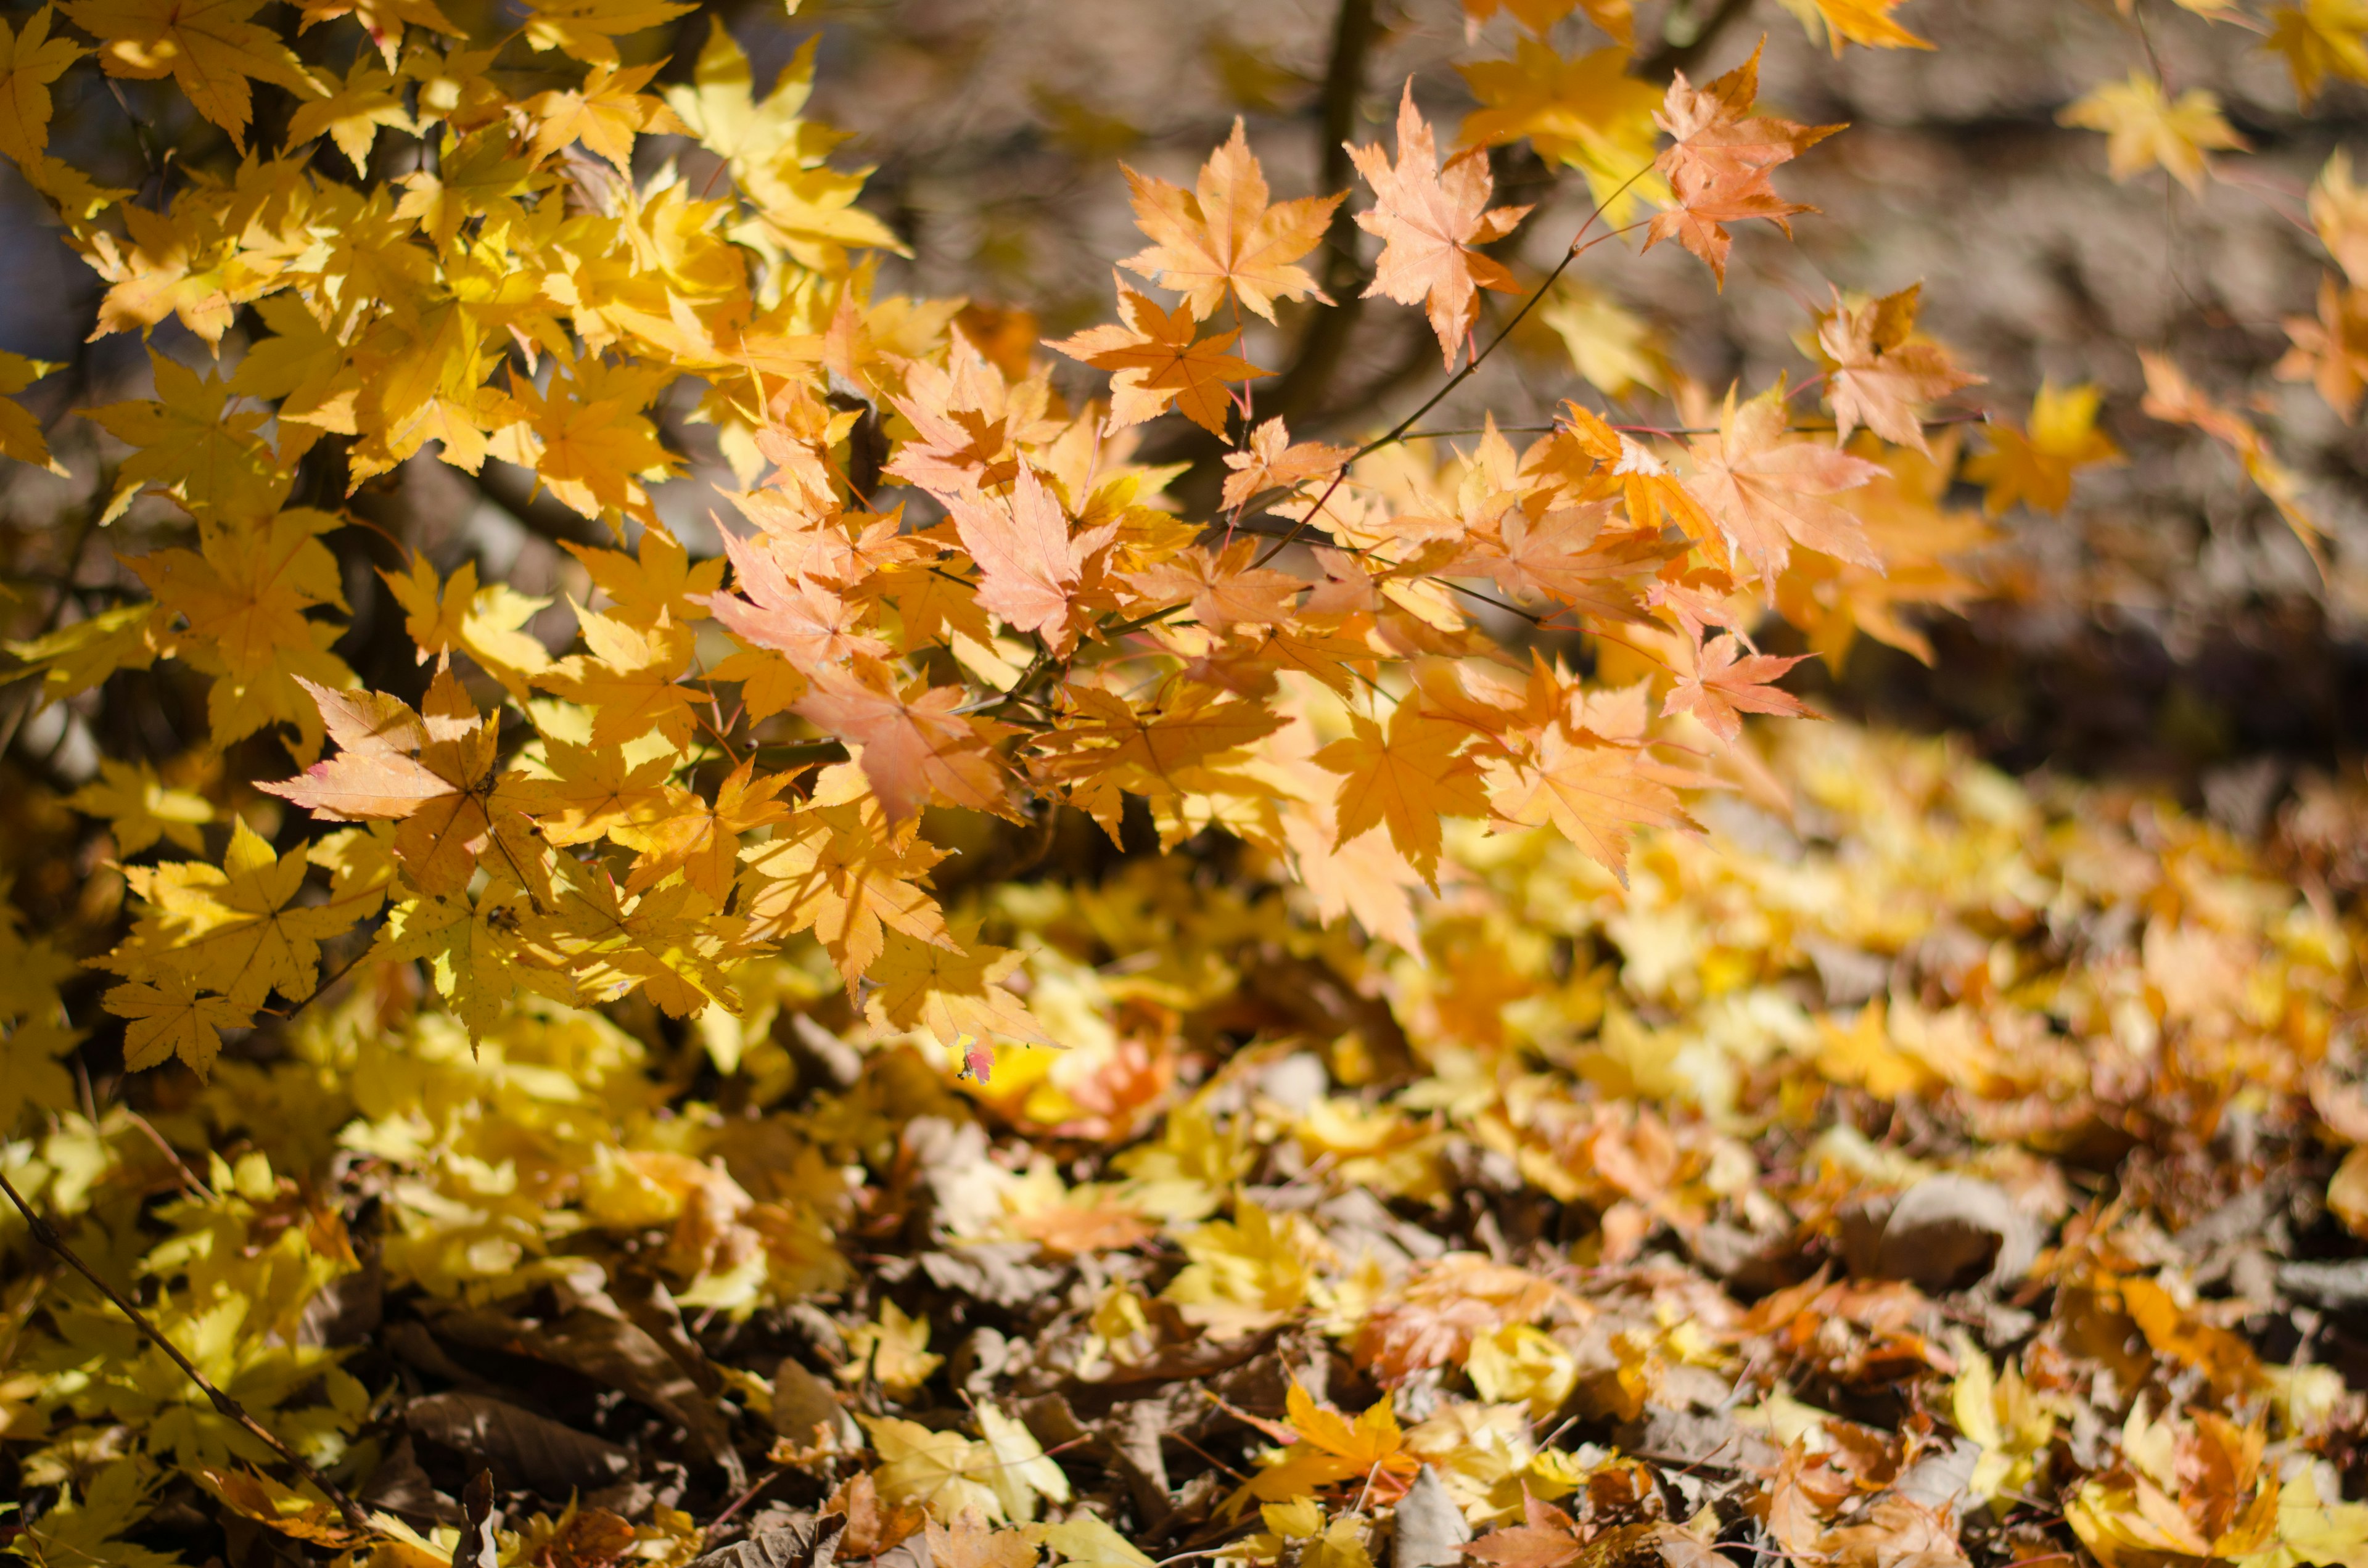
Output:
[{"xmin": 10, "ymin": 720, "xmax": 2368, "ymax": 1568}]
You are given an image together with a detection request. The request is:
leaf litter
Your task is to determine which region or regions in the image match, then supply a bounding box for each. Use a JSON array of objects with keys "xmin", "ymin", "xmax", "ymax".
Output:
[{"xmin": 10, "ymin": 721, "xmax": 2368, "ymax": 1568}]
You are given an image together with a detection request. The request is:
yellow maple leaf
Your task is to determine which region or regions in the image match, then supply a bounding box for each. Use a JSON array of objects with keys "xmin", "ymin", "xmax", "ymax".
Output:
[
  {"xmin": 62, "ymin": 0, "xmax": 321, "ymax": 149},
  {"xmin": 1313, "ymin": 704, "xmax": 1490, "ymax": 890},
  {"xmin": 2060, "ymin": 72, "xmax": 2248, "ymax": 194},
  {"xmin": 0, "ymin": 6, "xmax": 84, "ymax": 166},
  {"xmin": 68, "ymin": 758, "xmax": 215, "ymax": 856},
  {"xmin": 2267, "ymin": 0, "xmax": 2368, "ymax": 107},
  {"xmin": 286, "ymin": 54, "xmax": 412, "ymax": 170},
  {"xmin": 837, "ymin": 1300, "xmax": 944, "ymax": 1397},
  {"xmin": 1963, "ymin": 380, "xmax": 2123, "ymax": 515},
  {"xmin": 1458, "ymin": 39, "xmax": 1664, "ymax": 222},
  {"xmin": 102, "ymin": 819, "xmax": 382, "ymax": 1016},
  {"xmin": 0, "ymin": 348, "xmax": 65, "ymax": 474},
  {"xmin": 105, "ymin": 970, "xmax": 250, "ymax": 1077},
  {"xmin": 518, "ymin": 0, "xmax": 695, "ymax": 66},
  {"xmin": 1775, "ymin": 0, "xmax": 1934, "ymax": 53},
  {"xmin": 866, "ymin": 922, "xmax": 1055, "ymax": 1064}
]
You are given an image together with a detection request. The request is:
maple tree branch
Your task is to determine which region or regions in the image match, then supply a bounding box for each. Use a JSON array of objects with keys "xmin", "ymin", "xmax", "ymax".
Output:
[{"xmin": 0, "ymin": 1168, "xmax": 375, "ymax": 1535}]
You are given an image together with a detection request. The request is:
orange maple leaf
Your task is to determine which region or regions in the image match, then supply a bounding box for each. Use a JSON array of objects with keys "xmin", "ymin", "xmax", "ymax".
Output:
[
  {"xmin": 1684, "ymin": 387, "xmax": 1883, "ymax": 578},
  {"xmin": 260, "ymin": 671, "xmax": 506, "ymax": 896},
  {"xmin": 1315, "ymin": 702, "xmax": 1490, "ymax": 888},
  {"xmin": 1121, "ymin": 118, "xmax": 1344, "ymax": 321},
  {"xmin": 794, "ymin": 665, "xmax": 1013, "ymax": 821},
  {"xmin": 1645, "ymin": 41, "xmax": 1839, "ymax": 285},
  {"xmin": 1049, "ymin": 278, "xmax": 1268, "ymax": 435},
  {"xmin": 1817, "ymin": 284, "xmax": 1981, "ymax": 452},
  {"xmin": 944, "ymin": 466, "xmax": 1118, "ymax": 649},
  {"xmin": 1220, "ymin": 416, "xmax": 1354, "ymax": 512},
  {"xmin": 612, "ymin": 759, "xmax": 796, "ymax": 903},
  {"xmin": 1487, "ymin": 691, "xmax": 1701, "ymax": 884},
  {"xmin": 1662, "ymin": 632, "xmax": 1817, "ymax": 743},
  {"xmin": 706, "ymin": 525, "xmax": 891, "ymax": 676},
  {"xmin": 1352, "ymin": 82, "xmax": 1533, "ymax": 367},
  {"xmin": 1466, "ymin": 1493, "xmax": 1586, "ymax": 1568}
]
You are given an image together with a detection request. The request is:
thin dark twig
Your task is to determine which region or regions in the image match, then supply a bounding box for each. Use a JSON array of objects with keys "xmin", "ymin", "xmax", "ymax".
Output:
[
  {"xmin": 125, "ymin": 1109, "xmax": 218, "ymax": 1202},
  {"xmin": 1249, "ymin": 200, "xmax": 1651, "ymax": 573},
  {"xmin": 0, "ymin": 1168, "xmax": 376, "ymax": 1533},
  {"xmin": 707, "ymin": 1464, "xmax": 787, "ymax": 1530}
]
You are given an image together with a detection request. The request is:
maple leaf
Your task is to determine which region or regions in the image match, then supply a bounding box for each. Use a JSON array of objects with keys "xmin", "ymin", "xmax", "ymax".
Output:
[
  {"xmin": 536, "ymin": 610, "xmax": 703, "ymax": 748},
  {"xmin": 1120, "ymin": 118, "xmax": 1342, "ymax": 321},
  {"xmin": 945, "ymin": 466, "xmax": 1119, "ymax": 649},
  {"xmin": 1351, "ymin": 83, "xmax": 1534, "ymax": 368},
  {"xmin": 1815, "ymin": 284, "xmax": 1982, "ymax": 451},
  {"xmin": 508, "ymin": 738, "xmax": 670, "ymax": 847},
  {"xmin": 518, "ymin": 0, "xmax": 694, "ymax": 65},
  {"xmin": 886, "ymin": 339, "xmax": 1064, "ymax": 497},
  {"xmin": 1776, "ymin": 0, "xmax": 1933, "ymax": 54},
  {"xmin": 375, "ymin": 889, "xmax": 535, "ymax": 1036},
  {"xmin": 0, "ymin": 348, "xmax": 65, "ymax": 475},
  {"xmin": 705, "ymin": 525, "xmax": 892, "ymax": 675},
  {"xmin": 1222, "ymin": 417, "xmax": 1354, "ymax": 512},
  {"xmin": 83, "ymin": 351, "xmax": 281, "ymax": 520},
  {"xmin": 1314, "ymin": 703, "xmax": 1490, "ymax": 889},
  {"xmin": 102, "ymin": 819, "xmax": 380, "ymax": 1016},
  {"xmin": 2140, "ymin": 350, "xmax": 2327, "ymax": 565},
  {"xmin": 1645, "ymin": 42, "xmax": 1840, "ymax": 285},
  {"xmin": 1126, "ymin": 540, "xmax": 1304, "ymax": 629},
  {"xmin": 1663, "ymin": 633, "xmax": 1817, "ymax": 743},
  {"xmin": 1486, "ymin": 705, "xmax": 1700, "ymax": 883},
  {"xmin": 1445, "ymin": 501, "xmax": 1669, "ymax": 620},
  {"xmin": 741, "ymin": 788, "xmax": 953, "ymax": 985},
  {"xmin": 0, "ymin": 6, "xmax": 84, "ymax": 166},
  {"xmin": 62, "ymin": 0, "xmax": 321, "ymax": 149},
  {"xmin": 2279, "ymin": 274, "xmax": 2368, "ymax": 421},
  {"xmin": 501, "ymin": 364, "xmax": 678, "ymax": 522},
  {"xmin": 2269, "ymin": 0, "xmax": 2368, "ymax": 107},
  {"xmin": 1538, "ymin": 282, "xmax": 1666, "ymax": 398},
  {"xmin": 1962, "ymin": 380, "xmax": 2123, "ymax": 515},
  {"xmin": 69, "ymin": 758, "xmax": 215, "ymax": 856},
  {"xmin": 524, "ymin": 60, "xmax": 686, "ymax": 170},
  {"xmin": 794, "ymin": 664, "xmax": 1012, "ymax": 820},
  {"xmin": 1035, "ymin": 681, "xmax": 1288, "ymax": 840},
  {"xmin": 1458, "ymin": 40, "xmax": 1664, "ymax": 221},
  {"xmin": 286, "ymin": 54, "xmax": 413, "ymax": 170},
  {"xmin": 1466, "ymin": 1493, "xmax": 1585, "ymax": 1568},
  {"xmin": 1049, "ymin": 279, "xmax": 1269, "ymax": 436},
  {"xmin": 866, "ymin": 923, "xmax": 1054, "ymax": 1064},
  {"xmin": 565, "ymin": 523, "xmax": 724, "ymax": 628},
  {"xmin": 1683, "ymin": 387, "xmax": 1883, "ymax": 578},
  {"xmin": 520, "ymin": 854, "xmax": 738, "ymax": 1018},
  {"xmin": 379, "ymin": 554, "xmax": 554, "ymax": 702},
  {"xmin": 611, "ymin": 760, "xmax": 796, "ymax": 903},
  {"xmin": 130, "ymin": 506, "xmax": 358, "ymax": 758},
  {"xmin": 106, "ymin": 970, "xmax": 250, "ymax": 1076},
  {"xmin": 2060, "ymin": 72, "xmax": 2247, "ymax": 195},
  {"xmin": 260, "ymin": 673, "xmax": 509, "ymax": 897},
  {"xmin": 1239, "ymin": 1382, "xmax": 1420, "ymax": 1504}
]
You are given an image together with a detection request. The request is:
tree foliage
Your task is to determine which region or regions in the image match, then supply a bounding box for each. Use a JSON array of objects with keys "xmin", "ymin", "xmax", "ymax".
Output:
[{"xmin": 1, "ymin": 0, "xmax": 2367, "ymax": 1562}]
